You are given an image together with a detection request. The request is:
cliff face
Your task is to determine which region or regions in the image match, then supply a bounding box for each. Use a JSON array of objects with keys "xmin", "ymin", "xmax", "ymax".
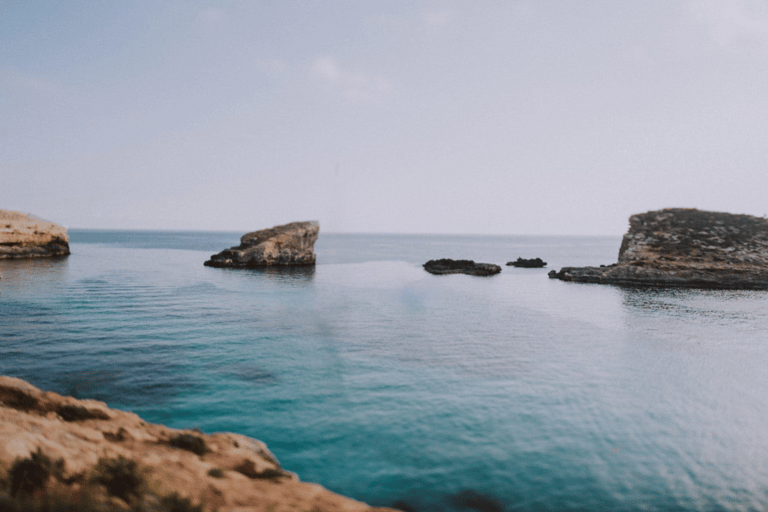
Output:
[
  {"xmin": 205, "ymin": 221, "xmax": 318, "ymax": 268},
  {"xmin": 0, "ymin": 210, "xmax": 70, "ymax": 259},
  {"xmin": 0, "ymin": 376, "xmax": 397, "ymax": 512},
  {"xmin": 549, "ymin": 209, "xmax": 768, "ymax": 289}
]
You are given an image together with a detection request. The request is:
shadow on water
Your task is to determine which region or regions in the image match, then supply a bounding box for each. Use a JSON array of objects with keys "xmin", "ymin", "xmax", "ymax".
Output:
[
  {"xmin": 210, "ymin": 265, "xmax": 316, "ymax": 284},
  {"xmin": 392, "ymin": 490, "xmax": 506, "ymax": 512},
  {"xmin": 619, "ymin": 285, "xmax": 764, "ymax": 314},
  {"xmin": 209, "ymin": 362, "xmax": 278, "ymax": 386},
  {"xmin": 0, "ymin": 256, "xmax": 70, "ymax": 289},
  {"xmin": 38, "ymin": 365, "xmax": 199, "ymax": 408}
]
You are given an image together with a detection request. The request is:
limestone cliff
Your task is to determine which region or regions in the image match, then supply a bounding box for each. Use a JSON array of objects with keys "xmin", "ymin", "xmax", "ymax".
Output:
[
  {"xmin": 0, "ymin": 376, "xmax": 397, "ymax": 512},
  {"xmin": 0, "ymin": 210, "xmax": 70, "ymax": 258},
  {"xmin": 549, "ymin": 208, "xmax": 768, "ymax": 289},
  {"xmin": 205, "ymin": 221, "xmax": 318, "ymax": 268}
]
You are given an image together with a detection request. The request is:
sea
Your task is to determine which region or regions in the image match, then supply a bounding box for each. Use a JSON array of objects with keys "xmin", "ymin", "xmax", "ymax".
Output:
[{"xmin": 2, "ymin": 230, "xmax": 768, "ymax": 512}]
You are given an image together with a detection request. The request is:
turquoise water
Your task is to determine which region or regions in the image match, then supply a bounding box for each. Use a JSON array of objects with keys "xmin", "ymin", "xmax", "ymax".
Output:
[{"xmin": 2, "ymin": 231, "xmax": 768, "ymax": 511}]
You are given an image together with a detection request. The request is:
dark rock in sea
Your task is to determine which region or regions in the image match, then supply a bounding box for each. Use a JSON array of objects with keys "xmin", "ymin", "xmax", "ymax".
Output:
[
  {"xmin": 205, "ymin": 221, "xmax": 318, "ymax": 268},
  {"xmin": 450, "ymin": 490, "xmax": 504, "ymax": 512},
  {"xmin": 506, "ymin": 257, "xmax": 547, "ymax": 268},
  {"xmin": 423, "ymin": 259, "xmax": 501, "ymax": 276},
  {"xmin": 0, "ymin": 210, "xmax": 70, "ymax": 259},
  {"xmin": 549, "ymin": 208, "xmax": 768, "ymax": 289}
]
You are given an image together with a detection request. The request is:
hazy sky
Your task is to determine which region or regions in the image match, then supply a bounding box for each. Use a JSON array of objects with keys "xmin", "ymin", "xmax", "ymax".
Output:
[{"xmin": 3, "ymin": 1, "xmax": 768, "ymax": 235}]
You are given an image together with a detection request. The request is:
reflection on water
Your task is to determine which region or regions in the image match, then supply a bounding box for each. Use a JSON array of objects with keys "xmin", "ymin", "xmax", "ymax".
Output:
[
  {"xmin": 0, "ymin": 256, "xmax": 70, "ymax": 290},
  {"xmin": 206, "ymin": 264, "xmax": 315, "ymax": 284}
]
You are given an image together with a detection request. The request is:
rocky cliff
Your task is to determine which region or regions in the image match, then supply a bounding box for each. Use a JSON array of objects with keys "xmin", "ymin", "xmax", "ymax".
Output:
[
  {"xmin": 0, "ymin": 376, "xmax": 397, "ymax": 512},
  {"xmin": 0, "ymin": 210, "xmax": 70, "ymax": 258},
  {"xmin": 205, "ymin": 221, "xmax": 318, "ymax": 268},
  {"xmin": 548, "ymin": 208, "xmax": 768, "ymax": 289}
]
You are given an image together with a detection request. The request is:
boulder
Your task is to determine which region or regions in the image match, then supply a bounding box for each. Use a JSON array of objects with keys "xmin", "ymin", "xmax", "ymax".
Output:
[
  {"xmin": 0, "ymin": 210, "xmax": 70, "ymax": 259},
  {"xmin": 549, "ymin": 208, "xmax": 768, "ymax": 289},
  {"xmin": 205, "ymin": 221, "xmax": 319, "ymax": 268},
  {"xmin": 506, "ymin": 257, "xmax": 547, "ymax": 268},
  {"xmin": 0, "ymin": 375, "xmax": 398, "ymax": 512},
  {"xmin": 423, "ymin": 259, "xmax": 501, "ymax": 276}
]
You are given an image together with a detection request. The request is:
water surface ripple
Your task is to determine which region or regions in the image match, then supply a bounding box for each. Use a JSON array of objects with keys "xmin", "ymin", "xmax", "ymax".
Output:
[{"xmin": 1, "ymin": 231, "xmax": 767, "ymax": 512}]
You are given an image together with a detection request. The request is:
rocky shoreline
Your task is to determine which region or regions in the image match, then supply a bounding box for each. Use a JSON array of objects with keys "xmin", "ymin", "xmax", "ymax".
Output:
[
  {"xmin": 549, "ymin": 208, "xmax": 768, "ymax": 289},
  {"xmin": 0, "ymin": 210, "xmax": 70, "ymax": 259},
  {"xmin": 423, "ymin": 259, "xmax": 501, "ymax": 276},
  {"xmin": 205, "ymin": 221, "xmax": 319, "ymax": 268},
  {"xmin": 0, "ymin": 376, "xmax": 398, "ymax": 512}
]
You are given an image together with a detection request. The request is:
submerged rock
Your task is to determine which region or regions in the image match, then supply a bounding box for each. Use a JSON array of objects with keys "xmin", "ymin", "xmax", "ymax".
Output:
[
  {"xmin": 205, "ymin": 221, "xmax": 319, "ymax": 268},
  {"xmin": 506, "ymin": 257, "xmax": 547, "ymax": 268},
  {"xmin": 0, "ymin": 210, "xmax": 70, "ymax": 259},
  {"xmin": 423, "ymin": 259, "xmax": 501, "ymax": 276},
  {"xmin": 0, "ymin": 375, "xmax": 398, "ymax": 512},
  {"xmin": 549, "ymin": 208, "xmax": 768, "ymax": 289}
]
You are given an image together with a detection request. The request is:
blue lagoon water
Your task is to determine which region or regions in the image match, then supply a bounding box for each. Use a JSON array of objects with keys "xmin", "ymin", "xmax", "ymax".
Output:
[{"xmin": 2, "ymin": 231, "xmax": 768, "ymax": 512}]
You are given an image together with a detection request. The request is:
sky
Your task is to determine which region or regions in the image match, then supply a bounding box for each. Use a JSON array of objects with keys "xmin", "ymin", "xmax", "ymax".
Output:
[{"xmin": 2, "ymin": 1, "xmax": 768, "ymax": 235}]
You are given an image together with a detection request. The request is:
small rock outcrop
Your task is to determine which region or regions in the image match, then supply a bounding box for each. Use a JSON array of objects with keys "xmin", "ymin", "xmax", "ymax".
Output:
[
  {"xmin": 549, "ymin": 208, "xmax": 768, "ymax": 289},
  {"xmin": 0, "ymin": 375, "xmax": 398, "ymax": 512},
  {"xmin": 423, "ymin": 259, "xmax": 501, "ymax": 276},
  {"xmin": 0, "ymin": 210, "xmax": 70, "ymax": 258},
  {"xmin": 205, "ymin": 221, "xmax": 319, "ymax": 268},
  {"xmin": 506, "ymin": 257, "xmax": 547, "ymax": 268}
]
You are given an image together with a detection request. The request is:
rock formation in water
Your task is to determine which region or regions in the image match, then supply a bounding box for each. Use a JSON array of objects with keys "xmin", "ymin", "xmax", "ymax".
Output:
[
  {"xmin": 506, "ymin": 257, "xmax": 547, "ymax": 268},
  {"xmin": 0, "ymin": 375, "xmax": 398, "ymax": 512},
  {"xmin": 423, "ymin": 259, "xmax": 502, "ymax": 276},
  {"xmin": 0, "ymin": 210, "xmax": 70, "ymax": 258},
  {"xmin": 548, "ymin": 208, "xmax": 768, "ymax": 289},
  {"xmin": 204, "ymin": 221, "xmax": 319, "ymax": 268}
]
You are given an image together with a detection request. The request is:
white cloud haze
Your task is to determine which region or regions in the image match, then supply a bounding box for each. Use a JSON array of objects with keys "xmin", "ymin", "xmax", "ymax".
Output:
[{"xmin": 3, "ymin": 1, "xmax": 768, "ymax": 235}]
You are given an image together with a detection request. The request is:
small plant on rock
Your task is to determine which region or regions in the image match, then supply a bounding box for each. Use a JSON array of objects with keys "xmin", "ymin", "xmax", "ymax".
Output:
[
  {"xmin": 167, "ymin": 433, "xmax": 208, "ymax": 456},
  {"xmin": 91, "ymin": 456, "xmax": 144, "ymax": 502},
  {"xmin": 206, "ymin": 468, "xmax": 224, "ymax": 478},
  {"xmin": 9, "ymin": 449, "xmax": 54, "ymax": 497},
  {"xmin": 160, "ymin": 492, "xmax": 203, "ymax": 512}
]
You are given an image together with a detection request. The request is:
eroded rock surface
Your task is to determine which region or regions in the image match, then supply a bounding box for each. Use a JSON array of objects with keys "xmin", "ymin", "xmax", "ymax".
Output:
[
  {"xmin": 506, "ymin": 257, "xmax": 546, "ymax": 268},
  {"xmin": 549, "ymin": 208, "xmax": 768, "ymax": 289},
  {"xmin": 0, "ymin": 375, "xmax": 398, "ymax": 512},
  {"xmin": 0, "ymin": 210, "xmax": 70, "ymax": 259},
  {"xmin": 205, "ymin": 221, "xmax": 318, "ymax": 268},
  {"xmin": 423, "ymin": 259, "xmax": 501, "ymax": 276}
]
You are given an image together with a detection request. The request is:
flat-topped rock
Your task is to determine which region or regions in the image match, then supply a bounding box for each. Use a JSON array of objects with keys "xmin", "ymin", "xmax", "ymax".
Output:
[
  {"xmin": 0, "ymin": 375, "xmax": 398, "ymax": 512},
  {"xmin": 205, "ymin": 221, "xmax": 319, "ymax": 268},
  {"xmin": 507, "ymin": 257, "xmax": 547, "ymax": 268},
  {"xmin": 423, "ymin": 259, "xmax": 501, "ymax": 276},
  {"xmin": 0, "ymin": 210, "xmax": 70, "ymax": 259},
  {"xmin": 549, "ymin": 208, "xmax": 768, "ymax": 289}
]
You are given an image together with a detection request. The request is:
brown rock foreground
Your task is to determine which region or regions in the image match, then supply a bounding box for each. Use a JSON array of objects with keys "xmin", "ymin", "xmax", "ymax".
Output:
[
  {"xmin": 0, "ymin": 210, "xmax": 70, "ymax": 259},
  {"xmin": 0, "ymin": 376, "xmax": 398, "ymax": 512},
  {"xmin": 549, "ymin": 208, "xmax": 768, "ymax": 289}
]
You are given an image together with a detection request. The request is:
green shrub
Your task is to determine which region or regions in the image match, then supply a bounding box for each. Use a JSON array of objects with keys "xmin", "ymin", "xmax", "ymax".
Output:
[
  {"xmin": 159, "ymin": 492, "xmax": 203, "ymax": 512},
  {"xmin": 91, "ymin": 456, "xmax": 143, "ymax": 502},
  {"xmin": 206, "ymin": 468, "xmax": 224, "ymax": 478},
  {"xmin": 57, "ymin": 405, "xmax": 109, "ymax": 422},
  {"xmin": 9, "ymin": 449, "xmax": 52, "ymax": 497},
  {"xmin": 167, "ymin": 434, "xmax": 208, "ymax": 456}
]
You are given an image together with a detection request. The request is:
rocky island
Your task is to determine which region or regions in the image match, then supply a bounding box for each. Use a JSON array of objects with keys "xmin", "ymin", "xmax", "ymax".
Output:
[
  {"xmin": 548, "ymin": 208, "xmax": 768, "ymax": 289},
  {"xmin": 423, "ymin": 259, "xmax": 502, "ymax": 276},
  {"xmin": 0, "ymin": 376, "xmax": 397, "ymax": 512},
  {"xmin": 0, "ymin": 210, "xmax": 70, "ymax": 259},
  {"xmin": 205, "ymin": 221, "xmax": 319, "ymax": 268},
  {"xmin": 507, "ymin": 257, "xmax": 547, "ymax": 268}
]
